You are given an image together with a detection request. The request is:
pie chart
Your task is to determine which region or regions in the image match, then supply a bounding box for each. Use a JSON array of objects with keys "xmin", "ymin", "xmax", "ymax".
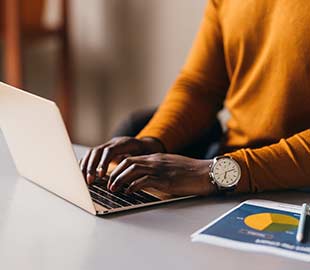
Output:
[{"xmin": 244, "ymin": 213, "xmax": 299, "ymax": 232}]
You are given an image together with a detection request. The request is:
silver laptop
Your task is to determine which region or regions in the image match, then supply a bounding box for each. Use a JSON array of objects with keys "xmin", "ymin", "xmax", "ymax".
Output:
[{"xmin": 0, "ymin": 82, "xmax": 193, "ymax": 215}]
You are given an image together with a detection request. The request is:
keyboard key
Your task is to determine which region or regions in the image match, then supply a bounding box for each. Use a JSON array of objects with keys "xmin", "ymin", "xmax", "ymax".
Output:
[
  {"xmin": 112, "ymin": 191, "xmax": 144, "ymax": 205},
  {"xmin": 133, "ymin": 190, "xmax": 160, "ymax": 203},
  {"xmin": 92, "ymin": 197, "xmax": 112, "ymax": 209},
  {"xmin": 90, "ymin": 185, "xmax": 131, "ymax": 207},
  {"xmin": 94, "ymin": 184, "xmax": 144, "ymax": 205},
  {"xmin": 90, "ymin": 190, "xmax": 122, "ymax": 209},
  {"xmin": 91, "ymin": 179, "xmax": 160, "ymax": 205}
]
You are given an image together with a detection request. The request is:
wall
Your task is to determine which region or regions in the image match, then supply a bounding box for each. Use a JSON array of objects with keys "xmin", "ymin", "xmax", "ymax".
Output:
[{"xmin": 23, "ymin": 0, "xmax": 207, "ymax": 146}]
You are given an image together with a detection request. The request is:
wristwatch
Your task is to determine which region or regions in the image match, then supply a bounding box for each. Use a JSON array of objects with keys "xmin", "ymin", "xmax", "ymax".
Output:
[{"xmin": 209, "ymin": 156, "xmax": 241, "ymax": 192}]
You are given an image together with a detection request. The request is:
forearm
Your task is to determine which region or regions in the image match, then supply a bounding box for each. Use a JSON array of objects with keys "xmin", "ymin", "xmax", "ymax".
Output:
[
  {"xmin": 137, "ymin": 72, "xmax": 224, "ymax": 152},
  {"xmin": 227, "ymin": 129, "xmax": 310, "ymax": 193},
  {"xmin": 137, "ymin": 1, "xmax": 229, "ymax": 153}
]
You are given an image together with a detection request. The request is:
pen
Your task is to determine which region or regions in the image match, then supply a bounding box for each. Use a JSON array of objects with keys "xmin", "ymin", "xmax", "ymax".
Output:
[{"xmin": 296, "ymin": 203, "xmax": 309, "ymax": 243}]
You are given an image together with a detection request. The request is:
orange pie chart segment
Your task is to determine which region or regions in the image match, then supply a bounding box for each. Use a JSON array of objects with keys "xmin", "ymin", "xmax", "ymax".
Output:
[{"xmin": 244, "ymin": 213, "xmax": 299, "ymax": 232}]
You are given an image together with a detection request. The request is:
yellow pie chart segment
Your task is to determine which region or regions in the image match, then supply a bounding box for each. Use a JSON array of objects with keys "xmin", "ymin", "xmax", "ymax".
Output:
[{"xmin": 244, "ymin": 213, "xmax": 299, "ymax": 232}]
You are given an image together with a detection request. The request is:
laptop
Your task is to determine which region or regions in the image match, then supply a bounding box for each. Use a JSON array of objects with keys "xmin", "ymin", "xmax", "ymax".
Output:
[{"xmin": 0, "ymin": 82, "xmax": 193, "ymax": 215}]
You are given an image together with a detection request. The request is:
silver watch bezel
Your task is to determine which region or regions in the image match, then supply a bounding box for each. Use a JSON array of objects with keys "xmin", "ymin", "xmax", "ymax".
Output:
[{"xmin": 209, "ymin": 156, "xmax": 241, "ymax": 189}]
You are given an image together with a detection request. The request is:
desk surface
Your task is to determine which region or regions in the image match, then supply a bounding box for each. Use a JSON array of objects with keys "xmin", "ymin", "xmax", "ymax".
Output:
[{"xmin": 0, "ymin": 134, "xmax": 309, "ymax": 270}]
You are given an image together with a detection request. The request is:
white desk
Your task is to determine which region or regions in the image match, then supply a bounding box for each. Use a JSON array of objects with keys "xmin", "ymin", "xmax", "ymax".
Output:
[{"xmin": 0, "ymin": 133, "xmax": 309, "ymax": 270}]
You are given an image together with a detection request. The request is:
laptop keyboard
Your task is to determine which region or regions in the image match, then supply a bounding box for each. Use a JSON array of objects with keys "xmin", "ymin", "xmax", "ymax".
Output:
[{"xmin": 88, "ymin": 179, "xmax": 160, "ymax": 209}]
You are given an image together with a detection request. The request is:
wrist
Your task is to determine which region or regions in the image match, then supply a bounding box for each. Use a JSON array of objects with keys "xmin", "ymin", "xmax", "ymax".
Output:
[{"xmin": 199, "ymin": 159, "xmax": 218, "ymax": 195}]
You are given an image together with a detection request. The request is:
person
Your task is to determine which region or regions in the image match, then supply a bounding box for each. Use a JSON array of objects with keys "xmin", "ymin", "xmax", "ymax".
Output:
[{"xmin": 80, "ymin": 0, "xmax": 310, "ymax": 196}]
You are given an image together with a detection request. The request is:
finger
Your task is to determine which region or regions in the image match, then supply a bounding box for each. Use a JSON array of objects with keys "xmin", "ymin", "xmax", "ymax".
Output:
[
  {"xmin": 111, "ymin": 154, "xmax": 131, "ymax": 165},
  {"xmin": 97, "ymin": 141, "xmax": 140, "ymax": 178},
  {"xmin": 126, "ymin": 175, "xmax": 159, "ymax": 194},
  {"xmin": 86, "ymin": 147, "xmax": 105, "ymax": 184},
  {"xmin": 107, "ymin": 156, "xmax": 148, "ymax": 189},
  {"xmin": 110, "ymin": 164, "xmax": 154, "ymax": 192},
  {"xmin": 100, "ymin": 154, "xmax": 131, "ymax": 177},
  {"xmin": 96, "ymin": 145, "xmax": 118, "ymax": 178},
  {"xmin": 80, "ymin": 149, "xmax": 92, "ymax": 178}
]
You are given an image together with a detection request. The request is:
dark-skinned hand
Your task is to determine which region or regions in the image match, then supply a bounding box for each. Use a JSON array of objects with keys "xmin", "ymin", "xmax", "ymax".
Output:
[
  {"xmin": 107, "ymin": 153, "xmax": 216, "ymax": 196},
  {"xmin": 80, "ymin": 136, "xmax": 165, "ymax": 185},
  {"xmin": 80, "ymin": 136, "xmax": 216, "ymax": 196}
]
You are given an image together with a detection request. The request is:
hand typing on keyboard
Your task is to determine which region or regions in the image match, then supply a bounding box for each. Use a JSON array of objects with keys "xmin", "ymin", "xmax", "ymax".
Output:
[
  {"xmin": 80, "ymin": 136, "xmax": 216, "ymax": 197},
  {"xmin": 80, "ymin": 136, "xmax": 165, "ymax": 185}
]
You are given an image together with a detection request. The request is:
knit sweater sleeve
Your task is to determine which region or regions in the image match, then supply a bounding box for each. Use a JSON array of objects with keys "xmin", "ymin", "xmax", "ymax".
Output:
[
  {"xmin": 136, "ymin": 0, "xmax": 229, "ymax": 152},
  {"xmin": 227, "ymin": 129, "xmax": 310, "ymax": 193}
]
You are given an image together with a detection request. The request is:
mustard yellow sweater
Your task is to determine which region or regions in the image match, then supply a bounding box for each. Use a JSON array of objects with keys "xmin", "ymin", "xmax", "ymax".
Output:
[{"xmin": 137, "ymin": 0, "xmax": 310, "ymax": 193}]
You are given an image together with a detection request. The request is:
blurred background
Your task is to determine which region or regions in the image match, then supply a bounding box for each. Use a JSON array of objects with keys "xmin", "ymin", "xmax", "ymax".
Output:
[{"xmin": 1, "ymin": 0, "xmax": 207, "ymax": 146}]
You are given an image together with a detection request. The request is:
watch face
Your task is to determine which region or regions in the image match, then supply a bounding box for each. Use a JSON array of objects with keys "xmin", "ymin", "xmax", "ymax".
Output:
[{"xmin": 211, "ymin": 157, "xmax": 241, "ymax": 188}]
